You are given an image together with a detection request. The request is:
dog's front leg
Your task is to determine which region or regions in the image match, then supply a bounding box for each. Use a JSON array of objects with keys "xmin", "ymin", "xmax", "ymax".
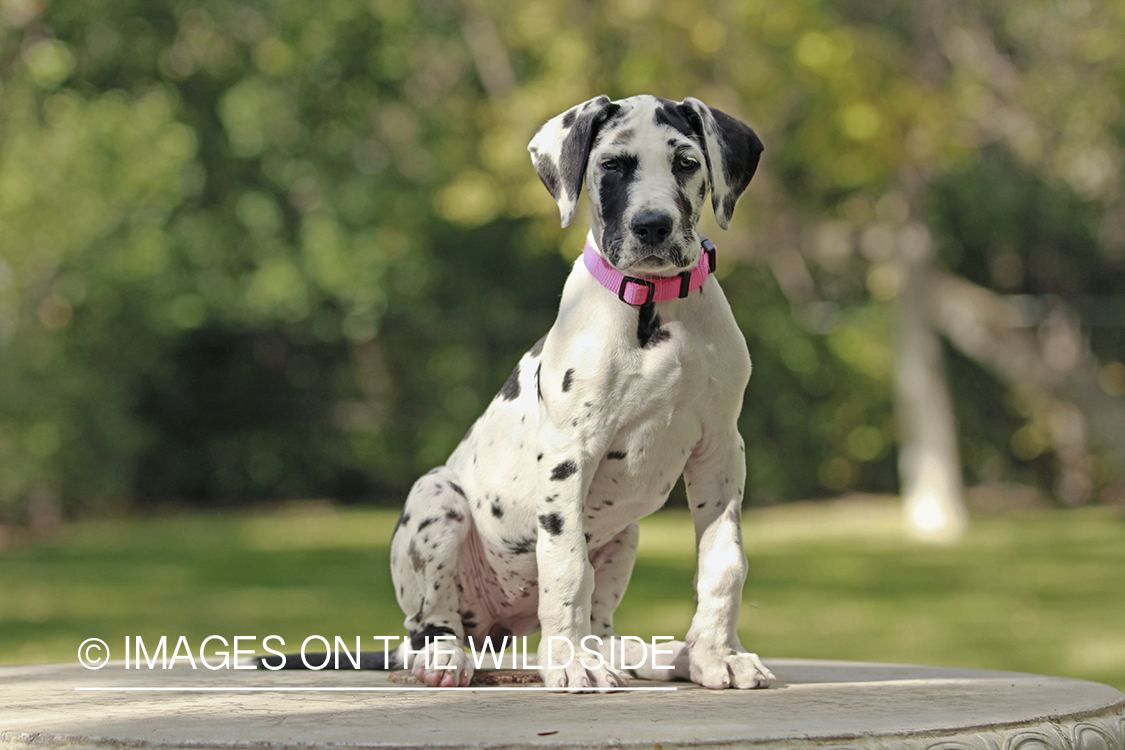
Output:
[
  {"xmin": 534, "ymin": 432, "xmax": 629, "ymax": 691},
  {"xmin": 682, "ymin": 431, "xmax": 774, "ymax": 689}
]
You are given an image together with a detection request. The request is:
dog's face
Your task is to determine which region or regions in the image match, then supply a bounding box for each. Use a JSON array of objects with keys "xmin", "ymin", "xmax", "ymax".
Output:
[{"xmin": 529, "ymin": 95, "xmax": 763, "ymax": 274}]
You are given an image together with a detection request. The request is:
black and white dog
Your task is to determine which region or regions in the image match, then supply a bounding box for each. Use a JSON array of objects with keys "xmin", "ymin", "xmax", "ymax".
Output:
[{"xmin": 263, "ymin": 95, "xmax": 770, "ymax": 691}]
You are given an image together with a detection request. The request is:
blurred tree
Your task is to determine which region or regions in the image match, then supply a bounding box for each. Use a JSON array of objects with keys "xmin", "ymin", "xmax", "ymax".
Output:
[{"xmin": 1, "ymin": 0, "xmax": 1123, "ymax": 529}]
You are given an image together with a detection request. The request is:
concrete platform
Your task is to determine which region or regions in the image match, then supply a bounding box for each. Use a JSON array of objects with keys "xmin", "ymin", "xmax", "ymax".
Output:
[{"xmin": 1, "ymin": 659, "xmax": 1123, "ymax": 749}]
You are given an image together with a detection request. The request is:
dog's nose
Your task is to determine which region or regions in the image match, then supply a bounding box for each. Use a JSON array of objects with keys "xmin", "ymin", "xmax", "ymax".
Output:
[{"xmin": 631, "ymin": 212, "xmax": 673, "ymax": 247}]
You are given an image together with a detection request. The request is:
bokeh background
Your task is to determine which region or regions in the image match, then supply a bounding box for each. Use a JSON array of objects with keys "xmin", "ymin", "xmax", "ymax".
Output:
[{"xmin": 1, "ymin": 0, "xmax": 1123, "ymax": 686}]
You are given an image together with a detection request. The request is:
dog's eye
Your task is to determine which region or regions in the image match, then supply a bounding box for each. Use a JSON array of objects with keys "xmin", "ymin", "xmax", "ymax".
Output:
[
  {"xmin": 600, "ymin": 158, "xmax": 620, "ymax": 172},
  {"xmin": 677, "ymin": 156, "xmax": 700, "ymax": 172}
]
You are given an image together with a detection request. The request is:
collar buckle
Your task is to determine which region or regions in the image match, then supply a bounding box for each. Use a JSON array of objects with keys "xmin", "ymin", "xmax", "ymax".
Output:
[{"xmin": 618, "ymin": 276, "xmax": 656, "ymax": 306}]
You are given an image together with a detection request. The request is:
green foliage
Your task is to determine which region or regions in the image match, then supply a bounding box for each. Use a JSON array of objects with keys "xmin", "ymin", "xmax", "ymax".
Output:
[
  {"xmin": 930, "ymin": 147, "xmax": 1125, "ymax": 489},
  {"xmin": 931, "ymin": 147, "xmax": 1117, "ymax": 298},
  {"xmin": 2, "ymin": 0, "xmax": 1125, "ymax": 517},
  {"xmin": 727, "ymin": 265, "xmax": 897, "ymax": 501}
]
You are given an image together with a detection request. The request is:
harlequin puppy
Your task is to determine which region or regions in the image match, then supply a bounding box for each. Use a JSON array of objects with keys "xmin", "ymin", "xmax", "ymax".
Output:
[{"xmin": 265, "ymin": 95, "xmax": 771, "ymax": 691}]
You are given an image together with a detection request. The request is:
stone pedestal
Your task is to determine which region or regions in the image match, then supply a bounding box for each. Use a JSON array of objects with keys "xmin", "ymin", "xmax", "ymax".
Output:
[{"xmin": 2, "ymin": 659, "xmax": 1122, "ymax": 749}]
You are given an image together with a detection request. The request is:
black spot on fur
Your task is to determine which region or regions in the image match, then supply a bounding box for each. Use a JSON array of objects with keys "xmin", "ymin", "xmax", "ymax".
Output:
[
  {"xmin": 675, "ymin": 187, "xmax": 695, "ymax": 238},
  {"xmin": 417, "ymin": 517, "xmax": 438, "ymax": 532},
  {"xmin": 536, "ymin": 363, "xmax": 543, "ymax": 402},
  {"xmin": 653, "ymin": 100, "xmax": 696, "ymax": 138},
  {"xmin": 507, "ymin": 537, "xmax": 535, "ymax": 555},
  {"xmin": 646, "ymin": 327, "xmax": 672, "ymax": 348},
  {"xmin": 446, "ymin": 509, "xmax": 464, "ymax": 523},
  {"xmin": 562, "ymin": 108, "xmax": 577, "ymax": 128},
  {"xmin": 530, "ymin": 335, "xmax": 546, "ymax": 357},
  {"xmin": 499, "ymin": 363, "xmax": 521, "ymax": 401},
  {"xmin": 598, "ymin": 153, "xmax": 639, "ymax": 264},
  {"xmin": 410, "ymin": 624, "xmax": 456, "ymax": 651},
  {"xmin": 408, "ymin": 542, "xmax": 425, "ymax": 572},
  {"xmin": 449, "ymin": 483, "xmax": 466, "ymax": 498},
  {"xmin": 607, "ymin": 450, "xmax": 627, "ymax": 460},
  {"xmin": 394, "ymin": 512, "xmax": 411, "ymax": 534},
  {"xmin": 491, "ymin": 500, "xmax": 504, "ymax": 518},
  {"xmin": 562, "ymin": 368, "xmax": 575, "ymax": 392},
  {"xmin": 637, "ymin": 303, "xmax": 670, "ymax": 348},
  {"xmin": 550, "ymin": 460, "xmax": 577, "ymax": 481},
  {"xmin": 538, "ymin": 512, "xmax": 564, "ymax": 536}
]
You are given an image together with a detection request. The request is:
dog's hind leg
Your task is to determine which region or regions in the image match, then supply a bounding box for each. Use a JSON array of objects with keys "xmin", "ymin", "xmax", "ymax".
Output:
[{"xmin": 390, "ymin": 467, "xmax": 475, "ymax": 687}]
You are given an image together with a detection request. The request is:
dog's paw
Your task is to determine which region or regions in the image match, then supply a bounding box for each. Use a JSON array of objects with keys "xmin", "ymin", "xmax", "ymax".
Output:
[
  {"xmin": 540, "ymin": 659, "xmax": 630, "ymax": 692},
  {"xmin": 412, "ymin": 642, "xmax": 474, "ymax": 688},
  {"xmin": 689, "ymin": 644, "xmax": 773, "ymax": 689},
  {"xmin": 623, "ymin": 638, "xmax": 691, "ymax": 681}
]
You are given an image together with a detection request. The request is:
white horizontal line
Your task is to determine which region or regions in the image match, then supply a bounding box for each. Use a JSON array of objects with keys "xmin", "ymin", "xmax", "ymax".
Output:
[{"xmin": 75, "ymin": 686, "xmax": 678, "ymax": 692}]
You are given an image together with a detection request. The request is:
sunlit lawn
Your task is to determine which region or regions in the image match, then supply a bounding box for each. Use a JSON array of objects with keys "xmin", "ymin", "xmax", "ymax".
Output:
[{"xmin": 2, "ymin": 498, "xmax": 1123, "ymax": 690}]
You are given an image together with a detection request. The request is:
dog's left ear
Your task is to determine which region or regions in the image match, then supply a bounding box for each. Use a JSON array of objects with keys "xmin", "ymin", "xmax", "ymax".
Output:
[
  {"xmin": 682, "ymin": 98, "xmax": 764, "ymax": 230},
  {"xmin": 528, "ymin": 95, "xmax": 618, "ymax": 228}
]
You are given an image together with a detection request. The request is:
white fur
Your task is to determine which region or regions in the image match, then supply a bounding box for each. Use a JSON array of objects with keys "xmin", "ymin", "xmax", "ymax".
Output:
[{"xmin": 389, "ymin": 95, "xmax": 771, "ymax": 691}]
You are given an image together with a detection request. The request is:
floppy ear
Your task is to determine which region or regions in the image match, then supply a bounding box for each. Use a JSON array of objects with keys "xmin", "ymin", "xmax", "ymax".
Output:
[
  {"xmin": 528, "ymin": 95, "xmax": 616, "ymax": 228},
  {"xmin": 682, "ymin": 97, "xmax": 764, "ymax": 230}
]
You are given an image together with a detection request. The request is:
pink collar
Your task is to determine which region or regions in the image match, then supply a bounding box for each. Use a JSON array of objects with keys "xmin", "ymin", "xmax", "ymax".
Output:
[{"xmin": 582, "ymin": 238, "xmax": 717, "ymax": 306}]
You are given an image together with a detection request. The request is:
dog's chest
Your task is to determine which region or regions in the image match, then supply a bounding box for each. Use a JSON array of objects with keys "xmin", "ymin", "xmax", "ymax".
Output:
[
  {"xmin": 448, "ymin": 266, "xmax": 747, "ymax": 558},
  {"xmin": 577, "ymin": 322, "xmax": 709, "ymax": 535}
]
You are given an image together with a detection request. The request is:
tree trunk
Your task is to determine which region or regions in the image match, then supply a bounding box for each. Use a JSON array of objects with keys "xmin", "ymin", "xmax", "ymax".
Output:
[{"xmin": 893, "ymin": 224, "xmax": 968, "ymax": 543}]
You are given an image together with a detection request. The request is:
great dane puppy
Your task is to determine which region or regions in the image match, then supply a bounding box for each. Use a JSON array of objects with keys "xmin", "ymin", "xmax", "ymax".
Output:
[{"xmin": 265, "ymin": 95, "xmax": 770, "ymax": 691}]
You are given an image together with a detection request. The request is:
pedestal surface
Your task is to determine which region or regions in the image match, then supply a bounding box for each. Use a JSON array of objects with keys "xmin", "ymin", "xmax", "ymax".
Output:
[{"xmin": 2, "ymin": 659, "xmax": 1123, "ymax": 749}]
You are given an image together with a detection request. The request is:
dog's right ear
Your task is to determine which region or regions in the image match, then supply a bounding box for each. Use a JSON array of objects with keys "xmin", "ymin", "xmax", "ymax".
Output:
[{"xmin": 528, "ymin": 95, "xmax": 616, "ymax": 228}]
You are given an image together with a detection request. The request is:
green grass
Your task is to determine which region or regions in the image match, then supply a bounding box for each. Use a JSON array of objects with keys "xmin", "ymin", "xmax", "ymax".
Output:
[{"xmin": 2, "ymin": 499, "xmax": 1123, "ymax": 689}]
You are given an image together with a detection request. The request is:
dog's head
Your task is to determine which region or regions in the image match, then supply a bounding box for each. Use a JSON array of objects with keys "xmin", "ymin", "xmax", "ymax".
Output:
[{"xmin": 528, "ymin": 95, "xmax": 763, "ymax": 275}]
